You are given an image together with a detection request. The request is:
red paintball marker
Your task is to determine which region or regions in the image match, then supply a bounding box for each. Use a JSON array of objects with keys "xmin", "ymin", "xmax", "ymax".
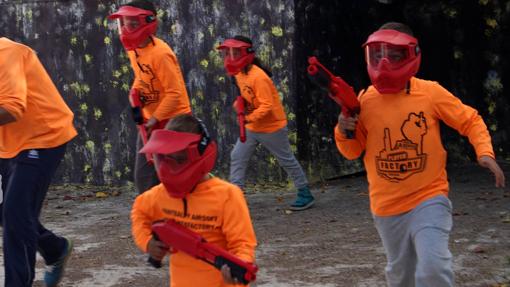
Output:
[
  {"xmin": 307, "ymin": 56, "xmax": 360, "ymax": 138},
  {"xmin": 231, "ymin": 77, "xmax": 247, "ymax": 143},
  {"xmin": 129, "ymin": 88, "xmax": 153, "ymax": 164},
  {"xmin": 151, "ymin": 219, "xmax": 258, "ymax": 285}
]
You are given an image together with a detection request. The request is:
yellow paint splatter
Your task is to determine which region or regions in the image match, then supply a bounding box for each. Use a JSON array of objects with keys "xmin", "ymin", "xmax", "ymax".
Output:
[
  {"xmin": 157, "ymin": 9, "xmax": 165, "ymax": 19},
  {"xmin": 271, "ymin": 26, "xmax": 284, "ymax": 37},
  {"xmin": 200, "ymin": 59, "xmax": 209, "ymax": 69},
  {"xmin": 112, "ymin": 70, "xmax": 122, "ymax": 78},
  {"xmin": 488, "ymin": 102, "xmax": 496, "ymax": 114},
  {"xmin": 85, "ymin": 140, "xmax": 95, "ymax": 153},
  {"xmin": 444, "ymin": 8, "xmax": 457, "ymax": 18},
  {"xmin": 94, "ymin": 108, "xmax": 102, "ymax": 120},
  {"xmin": 70, "ymin": 36, "xmax": 78, "ymax": 46},
  {"xmin": 26, "ymin": 9, "xmax": 33, "ymax": 21},
  {"xmin": 84, "ymin": 54, "xmax": 93, "ymax": 64},
  {"xmin": 486, "ymin": 18, "xmax": 498, "ymax": 29},
  {"xmin": 208, "ymin": 49, "xmax": 223, "ymax": 68},
  {"xmin": 196, "ymin": 90, "xmax": 204, "ymax": 100},
  {"xmin": 104, "ymin": 143, "xmax": 112, "ymax": 154},
  {"xmin": 70, "ymin": 82, "xmax": 90, "ymax": 97},
  {"xmin": 453, "ymin": 50, "xmax": 463, "ymax": 60},
  {"xmin": 80, "ymin": 103, "xmax": 88, "ymax": 113},
  {"xmin": 170, "ymin": 24, "xmax": 178, "ymax": 35}
]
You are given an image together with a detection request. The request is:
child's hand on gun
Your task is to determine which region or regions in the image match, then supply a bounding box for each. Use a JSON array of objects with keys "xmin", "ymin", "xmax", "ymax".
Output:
[
  {"xmin": 477, "ymin": 155, "xmax": 506, "ymax": 188},
  {"xmin": 221, "ymin": 264, "xmax": 240, "ymax": 285},
  {"xmin": 337, "ymin": 113, "xmax": 358, "ymax": 138},
  {"xmin": 147, "ymin": 236, "xmax": 170, "ymax": 261},
  {"xmin": 145, "ymin": 117, "xmax": 159, "ymax": 135}
]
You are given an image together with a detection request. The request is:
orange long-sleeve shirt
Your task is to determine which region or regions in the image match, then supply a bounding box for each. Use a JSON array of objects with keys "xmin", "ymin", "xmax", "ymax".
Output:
[
  {"xmin": 0, "ymin": 38, "xmax": 77, "ymax": 158},
  {"xmin": 234, "ymin": 65, "xmax": 287, "ymax": 133},
  {"xmin": 128, "ymin": 37, "xmax": 191, "ymax": 121},
  {"xmin": 334, "ymin": 77, "xmax": 494, "ymax": 216},
  {"xmin": 131, "ymin": 176, "xmax": 257, "ymax": 287}
]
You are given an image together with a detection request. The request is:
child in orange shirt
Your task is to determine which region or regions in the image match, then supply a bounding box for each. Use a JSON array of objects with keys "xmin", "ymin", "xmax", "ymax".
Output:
[
  {"xmin": 335, "ymin": 22, "xmax": 505, "ymax": 287},
  {"xmin": 131, "ymin": 114, "xmax": 257, "ymax": 287},
  {"xmin": 0, "ymin": 37, "xmax": 77, "ymax": 286},
  {"xmin": 217, "ymin": 35, "xmax": 314, "ymax": 211},
  {"xmin": 108, "ymin": 0, "xmax": 191, "ymax": 194}
]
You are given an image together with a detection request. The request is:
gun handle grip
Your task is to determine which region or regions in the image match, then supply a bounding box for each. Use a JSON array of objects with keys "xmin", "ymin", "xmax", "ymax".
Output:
[
  {"xmin": 345, "ymin": 129, "xmax": 355, "ymax": 139},
  {"xmin": 148, "ymin": 256, "xmax": 162, "ymax": 268}
]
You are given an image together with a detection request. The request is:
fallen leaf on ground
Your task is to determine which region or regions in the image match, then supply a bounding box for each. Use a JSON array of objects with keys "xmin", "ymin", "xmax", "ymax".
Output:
[{"xmin": 96, "ymin": 192, "xmax": 108, "ymax": 198}]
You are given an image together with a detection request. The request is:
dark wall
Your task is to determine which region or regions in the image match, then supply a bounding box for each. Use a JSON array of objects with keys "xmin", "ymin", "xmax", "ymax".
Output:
[
  {"xmin": 295, "ymin": 0, "xmax": 510, "ymax": 181},
  {"xmin": 0, "ymin": 0, "xmax": 298, "ymax": 186},
  {"xmin": 2, "ymin": 0, "xmax": 508, "ymax": 185}
]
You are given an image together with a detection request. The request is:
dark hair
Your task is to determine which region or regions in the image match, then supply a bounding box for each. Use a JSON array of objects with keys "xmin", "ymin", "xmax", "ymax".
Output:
[
  {"xmin": 233, "ymin": 35, "xmax": 252, "ymax": 45},
  {"xmin": 166, "ymin": 114, "xmax": 212, "ymax": 155},
  {"xmin": 124, "ymin": 0, "xmax": 156, "ymax": 15},
  {"xmin": 165, "ymin": 114, "xmax": 203, "ymax": 135},
  {"xmin": 379, "ymin": 22, "xmax": 414, "ymax": 37},
  {"xmin": 233, "ymin": 35, "xmax": 273, "ymax": 78}
]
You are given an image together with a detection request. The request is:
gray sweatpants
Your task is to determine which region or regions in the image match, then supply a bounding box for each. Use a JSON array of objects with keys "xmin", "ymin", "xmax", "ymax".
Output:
[
  {"xmin": 373, "ymin": 195, "xmax": 454, "ymax": 287},
  {"xmin": 229, "ymin": 126, "xmax": 308, "ymax": 189},
  {"xmin": 134, "ymin": 132, "xmax": 160, "ymax": 194}
]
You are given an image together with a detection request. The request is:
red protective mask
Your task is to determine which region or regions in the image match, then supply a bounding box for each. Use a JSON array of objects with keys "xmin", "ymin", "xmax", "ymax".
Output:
[
  {"xmin": 108, "ymin": 6, "xmax": 158, "ymax": 51},
  {"xmin": 362, "ymin": 29, "xmax": 421, "ymax": 94},
  {"xmin": 139, "ymin": 129, "xmax": 217, "ymax": 198},
  {"xmin": 217, "ymin": 39, "xmax": 255, "ymax": 75}
]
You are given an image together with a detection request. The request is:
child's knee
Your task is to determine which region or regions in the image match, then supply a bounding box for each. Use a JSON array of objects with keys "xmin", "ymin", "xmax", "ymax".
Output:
[{"xmin": 416, "ymin": 251, "xmax": 453, "ymax": 284}]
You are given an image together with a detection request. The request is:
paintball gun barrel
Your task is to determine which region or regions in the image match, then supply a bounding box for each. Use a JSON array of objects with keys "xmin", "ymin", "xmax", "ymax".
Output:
[
  {"xmin": 151, "ymin": 219, "xmax": 258, "ymax": 285},
  {"xmin": 307, "ymin": 56, "xmax": 360, "ymax": 138},
  {"xmin": 231, "ymin": 77, "xmax": 247, "ymax": 143}
]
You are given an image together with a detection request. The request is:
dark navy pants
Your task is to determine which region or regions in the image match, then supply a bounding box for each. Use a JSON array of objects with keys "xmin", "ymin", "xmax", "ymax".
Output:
[{"xmin": 0, "ymin": 144, "xmax": 67, "ymax": 286}]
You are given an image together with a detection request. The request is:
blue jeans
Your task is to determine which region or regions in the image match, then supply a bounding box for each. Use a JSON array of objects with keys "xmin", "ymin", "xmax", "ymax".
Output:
[{"xmin": 0, "ymin": 144, "xmax": 68, "ymax": 286}]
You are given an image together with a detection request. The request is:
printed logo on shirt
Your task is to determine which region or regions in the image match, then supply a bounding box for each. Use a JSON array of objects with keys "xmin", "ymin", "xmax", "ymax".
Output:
[
  {"xmin": 162, "ymin": 208, "xmax": 221, "ymax": 231},
  {"xmin": 138, "ymin": 64, "xmax": 160, "ymax": 105},
  {"xmin": 375, "ymin": 112, "xmax": 428, "ymax": 182},
  {"xmin": 27, "ymin": 149, "xmax": 40, "ymax": 159}
]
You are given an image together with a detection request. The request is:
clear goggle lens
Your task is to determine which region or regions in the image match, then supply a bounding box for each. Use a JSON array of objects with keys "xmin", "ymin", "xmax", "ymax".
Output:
[
  {"xmin": 365, "ymin": 43, "xmax": 410, "ymax": 68},
  {"xmin": 155, "ymin": 145, "xmax": 200, "ymax": 173},
  {"xmin": 115, "ymin": 16, "xmax": 142, "ymax": 34},
  {"xmin": 221, "ymin": 47, "xmax": 244, "ymax": 60}
]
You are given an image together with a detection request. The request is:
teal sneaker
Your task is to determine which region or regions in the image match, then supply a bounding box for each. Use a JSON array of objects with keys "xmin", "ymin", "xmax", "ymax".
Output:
[
  {"xmin": 290, "ymin": 187, "xmax": 315, "ymax": 211},
  {"xmin": 44, "ymin": 238, "xmax": 73, "ymax": 287}
]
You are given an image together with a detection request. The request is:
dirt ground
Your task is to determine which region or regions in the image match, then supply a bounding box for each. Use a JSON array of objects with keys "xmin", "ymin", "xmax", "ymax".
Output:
[{"xmin": 1, "ymin": 162, "xmax": 509, "ymax": 287}]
